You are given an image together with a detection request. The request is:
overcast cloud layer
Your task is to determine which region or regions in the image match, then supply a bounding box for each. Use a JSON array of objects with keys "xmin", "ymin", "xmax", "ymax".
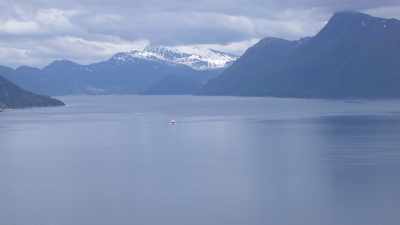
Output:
[{"xmin": 1, "ymin": 0, "xmax": 400, "ymax": 67}]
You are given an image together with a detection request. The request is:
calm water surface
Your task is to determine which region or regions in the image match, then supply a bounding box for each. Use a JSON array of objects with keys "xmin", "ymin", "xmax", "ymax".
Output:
[{"xmin": 1, "ymin": 95, "xmax": 400, "ymax": 225}]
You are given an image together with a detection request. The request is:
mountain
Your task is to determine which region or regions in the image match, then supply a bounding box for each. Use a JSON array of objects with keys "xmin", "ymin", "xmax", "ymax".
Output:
[
  {"xmin": 200, "ymin": 11, "xmax": 400, "ymax": 98},
  {"xmin": 117, "ymin": 46, "xmax": 238, "ymax": 71},
  {"xmin": 0, "ymin": 75, "xmax": 64, "ymax": 109},
  {"xmin": 3, "ymin": 47, "xmax": 234, "ymax": 96},
  {"xmin": 142, "ymin": 69, "xmax": 220, "ymax": 95},
  {"xmin": 0, "ymin": 65, "xmax": 13, "ymax": 76}
]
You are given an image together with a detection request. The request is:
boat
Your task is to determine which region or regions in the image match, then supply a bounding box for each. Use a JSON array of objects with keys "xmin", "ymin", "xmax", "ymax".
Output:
[{"xmin": 168, "ymin": 120, "xmax": 177, "ymax": 125}]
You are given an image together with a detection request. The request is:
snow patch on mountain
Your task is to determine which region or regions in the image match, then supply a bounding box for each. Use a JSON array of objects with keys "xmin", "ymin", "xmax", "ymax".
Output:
[{"xmin": 111, "ymin": 46, "xmax": 238, "ymax": 70}]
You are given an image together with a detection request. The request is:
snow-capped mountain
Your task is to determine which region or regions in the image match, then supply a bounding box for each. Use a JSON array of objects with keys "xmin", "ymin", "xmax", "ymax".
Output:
[{"xmin": 111, "ymin": 46, "xmax": 238, "ymax": 70}]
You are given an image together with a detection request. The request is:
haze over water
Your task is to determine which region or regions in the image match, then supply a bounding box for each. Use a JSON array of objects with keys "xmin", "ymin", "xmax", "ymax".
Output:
[{"xmin": 1, "ymin": 95, "xmax": 400, "ymax": 225}]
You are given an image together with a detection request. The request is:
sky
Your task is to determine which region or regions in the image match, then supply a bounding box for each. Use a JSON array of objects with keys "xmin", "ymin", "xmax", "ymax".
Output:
[{"xmin": 0, "ymin": 0, "xmax": 400, "ymax": 68}]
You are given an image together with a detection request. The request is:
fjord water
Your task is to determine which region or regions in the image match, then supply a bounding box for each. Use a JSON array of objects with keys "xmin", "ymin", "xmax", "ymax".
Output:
[{"xmin": 1, "ymin": 95, "xmax": 400, "ymax": 225}]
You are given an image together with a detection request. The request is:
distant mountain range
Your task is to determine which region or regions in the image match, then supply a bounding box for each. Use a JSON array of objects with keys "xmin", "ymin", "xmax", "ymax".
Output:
[
  {"xmin": 2, "ymin": 12, "xmax": 400, "ymax": 100},
  {"xmin": 0, "ymin": 75, "xmax": 64, "ymax": 109},
  {"xmin": 1, "ymin": 47, "xmax": 237, "ymax": 96},
  {"xmin": 200, "ymin": 11, "xmax": 400, "ymax": 98}
]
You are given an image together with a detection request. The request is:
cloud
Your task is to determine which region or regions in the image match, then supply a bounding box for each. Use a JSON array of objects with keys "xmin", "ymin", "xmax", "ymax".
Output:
[
  {"xmin": 44, "ymin": 36, "xmax": 150, "ymax": 62},
  {"xmin": 0, "ymin": 36, "xmax": 149, "ymax": 68},
  {"xmin": 0, "ymin": 19, "xmax": 40, "ymax": 34},
  {"xmin": 35, "ymin": 8, "xmax": 78, "ymax": 32},
  {"xmin": 366, "ymin": 6, "xmax": 400, "ymax": 18},
  {"xmin": 175, "ymin": 39, "xmax": 261, "ymax": 56},
  {"xmin": 0, "ymin": 8, "xmax": 82, "ymax": 37},
  {"xmin": 0, "ymin": 47, "xmax": 33, "ymax": 66}
]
